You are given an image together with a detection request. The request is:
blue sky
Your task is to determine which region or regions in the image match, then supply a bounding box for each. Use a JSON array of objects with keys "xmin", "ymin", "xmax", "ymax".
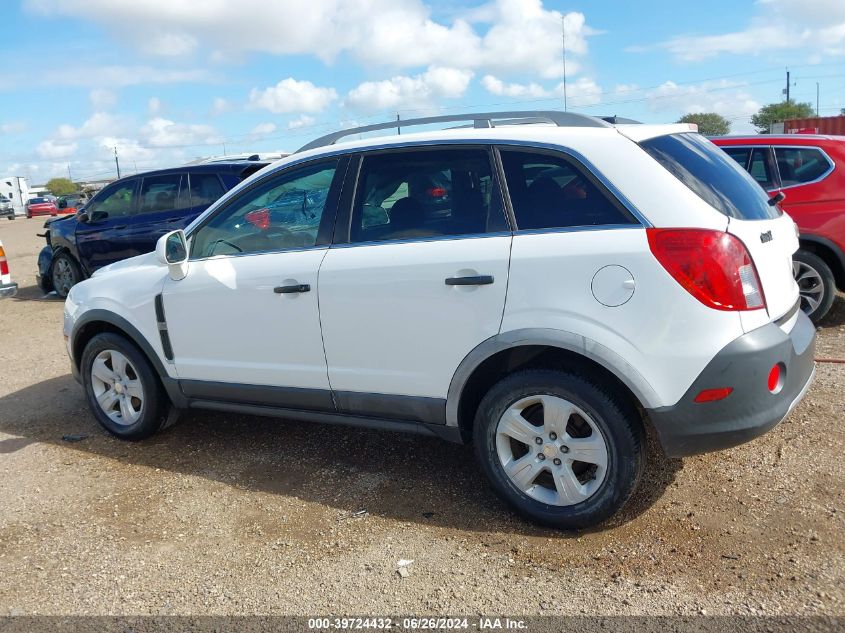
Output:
[{"xmin": 1, "ymin": 0, "xmax": 843, "ymax": 184}]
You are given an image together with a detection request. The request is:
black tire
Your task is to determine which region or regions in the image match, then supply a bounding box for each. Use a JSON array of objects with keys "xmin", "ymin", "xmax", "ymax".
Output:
[
  {"xmin": 81, "ymin": 333, "xmax": 169, "ymax": 440},
  {"xmin": 793, "ymin": 249, "xmax": 835, "ymax": 324},
  {"xmin": 473, "ymin": 369, "xmax": 644, "ymax": 529},
  {"xmin": 51, "ymin": 252, "xmax": 82, "ymax": 298}
]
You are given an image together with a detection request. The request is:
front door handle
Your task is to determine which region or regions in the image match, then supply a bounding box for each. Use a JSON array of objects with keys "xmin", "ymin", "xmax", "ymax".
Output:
[
  {"xmin": 445, "ymin": 275, "xmax": 494, "ymax": 286},
  {"xmin": 274, "ymin": 283, "xmax": 311, "ymax": 294}
]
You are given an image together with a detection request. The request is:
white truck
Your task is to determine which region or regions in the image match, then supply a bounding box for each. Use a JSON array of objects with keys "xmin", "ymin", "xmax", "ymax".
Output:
[{"xmin": 0, "ymin": 176, "xmax": 30, "ymax": 218}]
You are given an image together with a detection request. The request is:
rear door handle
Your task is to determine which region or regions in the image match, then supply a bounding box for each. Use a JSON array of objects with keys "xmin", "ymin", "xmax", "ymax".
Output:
[
  {"xmin": 274, "ymin": 283, "xmax": 311, "ymax": 294},
  {"xmin": 445, "ymin": 275, "xmax": 494, "ymax": 286}
]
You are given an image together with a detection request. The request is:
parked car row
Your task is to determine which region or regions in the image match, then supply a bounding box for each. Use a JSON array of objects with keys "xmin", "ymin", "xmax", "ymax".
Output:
[
  {"xmin": 61, "ymin": 111, "xmax": 816, "ymax": 529},
  {"xmin": 712, "ymin": 134, "xmax": 845, "ymax": 322}
]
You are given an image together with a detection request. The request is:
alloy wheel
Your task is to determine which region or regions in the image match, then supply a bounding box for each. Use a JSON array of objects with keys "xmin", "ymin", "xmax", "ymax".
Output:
[
  {"xmin": 793, "ymin": 259, "xmax": 825, "ymax": 314},
  {"xmin": 52, "ymin": 258, "xmax": 75, "ymax": 296},
  {"xmin": 495, "ymin": 394, "xmax": 608, "ymax": 506},
  {"xmin": 90, "ymin": 349, "xmax": 144, "ymax": 426}
]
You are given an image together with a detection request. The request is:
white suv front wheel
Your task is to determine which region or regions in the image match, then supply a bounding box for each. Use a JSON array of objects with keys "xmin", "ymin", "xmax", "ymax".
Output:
[
  {"xmin": 81, "ymin": 333, "xmax": 169, "ymax": 439},
  {"xmin": 474, "ymin": 369, "xmax": 644, "ymax": 529}
]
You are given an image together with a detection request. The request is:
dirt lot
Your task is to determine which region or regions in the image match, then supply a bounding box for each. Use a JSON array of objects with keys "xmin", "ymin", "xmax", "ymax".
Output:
[{"xmin": 0, "ymin": 216, "xmax": 843, "ymax": 618}]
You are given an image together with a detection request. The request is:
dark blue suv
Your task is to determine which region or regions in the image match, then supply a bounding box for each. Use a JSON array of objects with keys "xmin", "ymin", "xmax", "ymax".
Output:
[{"xmin": 38, "ymin": 161, "xmax": 268, "ymax": 296}]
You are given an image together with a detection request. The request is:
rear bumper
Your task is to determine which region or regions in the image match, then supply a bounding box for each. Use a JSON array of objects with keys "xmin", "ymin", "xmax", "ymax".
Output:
[
  {"xmin": 0, "ymin": 281, "xmax": 18, "ymax": 298},
  {"xmin": 648, "ymin": 311, "xmax": 816, "ymax": 457}
]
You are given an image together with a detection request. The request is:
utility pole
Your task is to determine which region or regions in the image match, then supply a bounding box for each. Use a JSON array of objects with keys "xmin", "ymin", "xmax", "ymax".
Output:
[
  {"xmin": 396, "ymin": 113, "xmax": 401, "ymax": 135},
  {"xmin": 561, "ymin": 15, "xmax": 568, "ymax": 112},
  {"xmin": 785, "ymin": 69, "xmax": 790, "ymax": 103},
  {"xmin": 816, "ymin": 82, "xmax": 820, "ymax": 115},
  {"xmin": 114, "ymin": 146, "xmax": 121, "ymax": 179},
  {"xmin": 67, "ymin": 163, "xmax": 72, "ymax": 182},
  {"xmin": 222, "ymin": 142, "xmax": 227, "ymax": 156}
]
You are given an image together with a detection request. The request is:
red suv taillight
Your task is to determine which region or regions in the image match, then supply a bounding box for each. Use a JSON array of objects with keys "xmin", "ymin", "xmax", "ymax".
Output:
[
  {"xmin": 647, "ymin": 228, "xmax": 766, "ymax": 311},
  {"xmin": 0, "ymin": 245, "xmax": 9, "ymax": 276}
]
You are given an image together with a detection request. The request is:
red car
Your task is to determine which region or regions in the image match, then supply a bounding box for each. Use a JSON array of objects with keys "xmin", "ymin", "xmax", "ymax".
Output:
[
  {"xmin": 26, "ymin": 197, "xmax": 58, "ymax": 218},
  {"xmin": 712, "ymin": 135, "xmax": 845, "ymax": 322}
]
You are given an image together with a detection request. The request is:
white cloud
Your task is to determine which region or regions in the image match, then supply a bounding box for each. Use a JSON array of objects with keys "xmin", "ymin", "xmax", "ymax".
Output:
[
  {"xmin": 140, "ymin": 117, "xmax": 222, "ymax": 147},
  {"xmin": 25, "ymin": 1, "xmax": 596, "ymax": 78},
  {"xmin": 645, "ymin": 80, "xmax": 761, "ymax": 127},
  {"xmin": 641, "ymin": 0, "xmax": 845, "ymax": 61},
  {"xmin": 482, "ymin": 75, "xmax": 551, "ymax": 98},
  {"xmin": 211, "ymin": 97, "xmax": 234, "ymax": 116},
  {"xmin": 89, "ymin": 88, "xmax": 116, "ymax": 110},
  {"xmin": 345, "ymin": 67, "xmax": 473, "ymax": 113},
  {"xmin": 288, "ymin": 115, "xmax": 315, "ymax": 129},
  {"xmin": 98, "ymin": 137, "xmax": 154, "ymax": 162},
  {"xmin": 251, "ymin": 122, "xmax": 277, "ymax": 135},
  {"xmin": 480, "ymin": 74, "xmax": 601, "ymax": 107},
  {"xmin": 147, "ymin": 97, "xmax": 162, "ymax": 115},
  {"xmin": 56, "ymin": 112, "xmax": 127, "ymax": 140},
  {"xmin": 1, "ymin": 121, "xmax": 27, "ymax": 134},
  {"xmin": 561, "ymin": 77, "xmax": 603, "ymax": 107},
  {"xmin": 36, "ymin": 139, "xmax": 78, "ymax": 160},
  {"xmin": 249, "ymin": 78, "xmax": 337, "ymax": 114},
  {"xmin": 42, "ymin": 65, "xmax": 213, "ymax": 88}
]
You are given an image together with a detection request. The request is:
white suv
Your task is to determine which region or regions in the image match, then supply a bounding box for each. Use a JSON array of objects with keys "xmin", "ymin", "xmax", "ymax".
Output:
[{"xmin": 63, "ymin": 112, "xmax": 816, "ymax": 528}]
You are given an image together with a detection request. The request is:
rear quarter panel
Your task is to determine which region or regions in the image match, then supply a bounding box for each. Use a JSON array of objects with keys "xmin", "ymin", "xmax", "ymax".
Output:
[{"xmin": 502, "ymin": 228, "xmax": 746, "ymax": 408}]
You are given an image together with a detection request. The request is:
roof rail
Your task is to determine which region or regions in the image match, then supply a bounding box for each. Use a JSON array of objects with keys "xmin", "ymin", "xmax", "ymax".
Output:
[{"xmin": 296, "ymin": 110, "xmax": 611, "ymax": 153}]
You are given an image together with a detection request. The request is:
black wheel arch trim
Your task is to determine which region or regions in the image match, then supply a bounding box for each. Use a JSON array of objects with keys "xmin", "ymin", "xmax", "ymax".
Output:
[
  {"xmin": 70, "ymin": 309, "xmax": 187, "ymax": 407},
  {"xmin": 445, "ymin": 328, "xmax": 660, "ymax": 428}
]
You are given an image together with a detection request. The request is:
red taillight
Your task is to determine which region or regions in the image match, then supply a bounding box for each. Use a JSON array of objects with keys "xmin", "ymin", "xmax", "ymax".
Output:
[
  {"xmin": 647, "ymin": 228, "xmax": 766, "ymax": 311},
  {"xmin": 0, "ymin": 246, "xmax": 8, "ymax": 276},
  {"xmin": 426, "ymin": 187, "xmax": 447, "ymax": 198},
  {"xmin": 694, "ymin": 387, "xmax": 733, "ymax": 403}
]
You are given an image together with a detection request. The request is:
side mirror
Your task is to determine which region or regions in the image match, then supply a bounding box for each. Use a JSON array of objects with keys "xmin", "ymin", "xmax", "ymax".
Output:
[
  {"xmin": 76, "ymin": 211, "xmax": 89, "ymax": 223},
  {"xmin": 155, "ymin": 230, "xmax": 189, "ymax": 280},
  {"xmin": 58, "ymin": 199, "xmax": 67, "ymax": 209}
]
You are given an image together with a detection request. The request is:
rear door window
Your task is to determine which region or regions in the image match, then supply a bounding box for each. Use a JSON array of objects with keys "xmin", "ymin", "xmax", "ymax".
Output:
[
  {"xmin": 139, "ymin": 173, "xmax": 189, "ymax": 214},
  {"xmin": 499, "ymin": 149, "xmax": 637, "ymax": 230},
  {"xmin": 640, "ymin": 133, "xmax": 778, "ymax": 220},
  {"xmin": 348, "ymin": 148, "xmax": 507, "ymax": 244},
  {"xmin": 189, "ymin": 173, "xmax": 226, "ymax": 207},
  {"xmin": 774, "ymin": 147, "xmax": 833, "ymax": 186}
]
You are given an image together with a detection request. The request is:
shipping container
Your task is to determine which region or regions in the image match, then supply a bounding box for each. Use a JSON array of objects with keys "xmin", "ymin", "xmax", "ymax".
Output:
[{"xmin": 783, "ymin": 115, "xmax": 845, "ymax": 136}]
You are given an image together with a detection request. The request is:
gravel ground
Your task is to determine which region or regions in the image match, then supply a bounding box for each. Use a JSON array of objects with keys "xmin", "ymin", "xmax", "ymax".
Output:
[{"xmin": 0, "ymin": 217, "xmax": 843, "ymax": 618}]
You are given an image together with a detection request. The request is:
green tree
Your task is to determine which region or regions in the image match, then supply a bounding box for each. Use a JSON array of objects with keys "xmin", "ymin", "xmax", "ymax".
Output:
[
  {"xmin": 751, "ymin": 101, "xmax": 815, "ymax": 133},
  {"xmin": 676, "ymin": 112, "xmax": 731, "ymax": 136},
  {"xmin": 45, "ymin": 177, "xmax": 77, "ymax": 196}
]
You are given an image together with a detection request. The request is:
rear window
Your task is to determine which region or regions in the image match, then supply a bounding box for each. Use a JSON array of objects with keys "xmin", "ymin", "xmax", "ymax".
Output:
[
  {"xmin": 641, "ymin": 133, "xmax": 778, "ymax": 220},
  {"xmin": 774, "ymin": 147, "xmax": 833, "ymax": 186}
]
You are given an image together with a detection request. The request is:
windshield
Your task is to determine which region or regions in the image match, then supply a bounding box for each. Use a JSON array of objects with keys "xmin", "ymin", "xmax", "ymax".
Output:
[
  {"xmin": 640, "ymin": 133, "xmax": 779, "ymax": 220},
  {"xmin": 30, "ymin": 197, "xmax": 47, "ymax": 204}
]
